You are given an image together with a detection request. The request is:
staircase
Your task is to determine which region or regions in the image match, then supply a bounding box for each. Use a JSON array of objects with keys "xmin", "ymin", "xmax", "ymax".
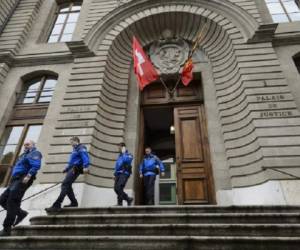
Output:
[{"xmin": 1, "ymin": 206, "xmax": 300, "ymax": 249}]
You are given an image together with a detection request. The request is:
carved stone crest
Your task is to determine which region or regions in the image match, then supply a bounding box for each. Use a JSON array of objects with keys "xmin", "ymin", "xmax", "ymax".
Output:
[{"xmin": 149, "ymin": 30, "xmax": 189, "ymax": 75}]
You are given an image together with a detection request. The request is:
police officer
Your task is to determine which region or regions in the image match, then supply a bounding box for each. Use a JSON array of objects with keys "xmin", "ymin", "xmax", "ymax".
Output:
[
  {"xmin": 46, "ymin": 136, "xmax": 90, "ymax": 212},
  {"xmin": 0, "ymin": 140, "xmax": 42, "ymax": 237},
  {"xmin": 139, "ymin": 146, "xmax": 165, "ymax": 205},
  {"xmin": 114, "ymin": 143, "xmax": 134, "ymax": 206}
]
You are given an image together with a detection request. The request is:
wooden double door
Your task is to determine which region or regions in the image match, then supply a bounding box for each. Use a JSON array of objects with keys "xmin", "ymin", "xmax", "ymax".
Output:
[{"xmin": 140, "ymin": 80, "xmax": 215, "ymax": 204}]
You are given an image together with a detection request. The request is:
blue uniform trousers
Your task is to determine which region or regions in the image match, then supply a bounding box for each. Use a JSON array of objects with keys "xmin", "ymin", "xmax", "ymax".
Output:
[
  {"xmin": 0, "ymin": 175, "xmax": 34, "ymax": 228},
  {"xmin": 114, "ymin": 173, "xmax": 130, "ymax": 205},
  {"xmin": 53, "ymin": 168, "xmax": 80, "ymax": 208},
  {"xmin": 143, "ymin": 175, "xmax": 156, "ymax": 205}
]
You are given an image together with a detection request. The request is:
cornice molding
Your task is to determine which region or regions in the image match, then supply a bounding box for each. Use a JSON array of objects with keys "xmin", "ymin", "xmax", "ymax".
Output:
[
  {"xmin": 273, "ymin": 32, "xmax": 300, "ymax": 46},
  {"xmin": 66, "ymin": 40, "xmax": 95, "ymax": 58},
  {"xmin": 0, "ymin": 40, "xmax": 94, "ymax": 67},
  {"xmin": 247, "ymin": 23, "xmax": 300, "ymax": 46},
  {"xmin": 0, "ymin": 51, "xmax": 14, "ymax": 66},
  {"xmin": 247, "ymin": 23, "xmax": 278, "ymax": 43}
]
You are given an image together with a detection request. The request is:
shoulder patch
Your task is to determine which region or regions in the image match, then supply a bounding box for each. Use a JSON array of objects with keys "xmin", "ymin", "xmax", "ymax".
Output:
[
  {"xmin": 33, "ymin": 155, "xmax": 40, "ymax": 160},
  {"xmin": 79, "ymin": 147, "xmax": 87, "ymax": 152},
  {"xmin": 154, "ymin": 155, "xmax": 160, "ymax": 161},
  {"xmin": 29, "ymin": 151, "xmax": 42, "ymax": 160}
]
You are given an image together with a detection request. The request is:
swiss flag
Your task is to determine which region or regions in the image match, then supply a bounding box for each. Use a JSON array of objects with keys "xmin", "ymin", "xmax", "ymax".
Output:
[
  {"xmin": 133, "ymin": 36, "xmax": 159, "ymax": 90},
  {"xmin": 181, "ymin": 58, "xmax": 194, "ymax": 86}
]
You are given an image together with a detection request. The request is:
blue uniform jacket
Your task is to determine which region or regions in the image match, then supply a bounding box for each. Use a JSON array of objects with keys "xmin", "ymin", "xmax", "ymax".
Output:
[
  {"xmin": 114, "ymin": 151, "xmax": 133, "ymax": 176},
  {"xmin": 139, "ymin": 154, "xmax": 165, "ymax": 176},
  {"xmin": 12, "ymin": 147, "xmax": 42, "ymax": 177},
  {"xmin": 65, "ymin": 144, "xmax": 90, "ymax": 172}
]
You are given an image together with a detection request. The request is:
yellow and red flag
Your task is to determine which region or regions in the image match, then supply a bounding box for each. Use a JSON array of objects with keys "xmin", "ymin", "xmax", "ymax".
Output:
[
  {"xmin": 180, "ymin": 22, "xmax": 208, "ymax": 86},
  {"xmin": 181, "ymin": 58, "xmax": 193, "ymax": 86}
]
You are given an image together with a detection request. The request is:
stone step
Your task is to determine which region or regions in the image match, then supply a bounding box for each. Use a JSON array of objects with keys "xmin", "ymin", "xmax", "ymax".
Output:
[
  {"xmin": 0, "ymin": 236, "xmax": 300, "ymax": 250},
  {"xmin": 31, "ymin": 213, "xmax": 300, "ymax": 225},
  {"xmin": 12, "ymin": 224, "xmax": 300, "ymax": 237},
  {"xmin": 47, "ymin": 205, "xmax": 300, "ymax": 215}
]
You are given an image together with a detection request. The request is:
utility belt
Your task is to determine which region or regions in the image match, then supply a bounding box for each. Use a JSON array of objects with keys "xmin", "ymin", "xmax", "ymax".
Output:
[
  {"xmin": 142, "ymin": 168, "xmax": 159, "ymax": 175},
  {"xmin": 11, "ymin": 173, "xmax": 36, "ymax": 181},
  {"xmin": 11, "ymin": 174, "xmax": 26, "ymax": 181},
  {"xmin": 10, "ymin": 174, "xmax": 36, "ymax": 187},
  {"xmin": 122, "ymin": 164, "xmax": 132, "ymax": 174}
]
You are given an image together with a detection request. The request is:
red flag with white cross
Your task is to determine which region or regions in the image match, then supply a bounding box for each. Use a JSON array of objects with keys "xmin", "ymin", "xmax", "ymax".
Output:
[{"xmin": 133, "ymin": 36, "xmax": 159, "ymax": 90}]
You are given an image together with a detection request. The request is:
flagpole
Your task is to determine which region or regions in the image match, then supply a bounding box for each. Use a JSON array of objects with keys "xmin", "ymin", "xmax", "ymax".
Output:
[
  {"xmin": 187, "ymin": 19, "xmax": 209, "ymax": 61},
  {"xmin": 159, "ymin": 77, "xmax": 173, "ymax": 95},
  {"xmin": 159, "ymin": 20, "xmax": 209, "ymax": 93},
  {"xmin": 170, "ymin": 76, "xmax": 182, "ymax": 95}
]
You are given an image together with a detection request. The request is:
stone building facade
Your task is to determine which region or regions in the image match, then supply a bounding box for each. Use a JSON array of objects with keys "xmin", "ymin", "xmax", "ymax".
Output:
[{"xmin": 0, "ymin": 0, "xmax": 300, "ymax": 215}]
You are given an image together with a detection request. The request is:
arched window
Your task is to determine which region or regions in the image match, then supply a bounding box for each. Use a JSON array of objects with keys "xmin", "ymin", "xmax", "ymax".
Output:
[
  {"xmin": 294, "ymin": 53, "xmax": 300, "ymax": 74},
  {"xmin": 48, "ymin": 2, "xmax": 82, "ymax": 43},
  {"xmin": 265, "ymin": 0, "xmax": 300, "ymax": 22},
  {"xmin": 18, "ymin": 76, "xmax": 57, "ymax": 104},
  {"xmin": 0, "ymin": 75, "xmax": 57, "ymax": 186}
]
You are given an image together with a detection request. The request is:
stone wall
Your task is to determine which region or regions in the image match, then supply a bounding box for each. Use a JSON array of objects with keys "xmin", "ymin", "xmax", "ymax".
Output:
[
  {"xmin": 0, "ymin": 0, "xmax": 43, "ymax": 55},
  {"xmin": 0, "ymin": 0, "xmax": 19, "ymax": 34}
]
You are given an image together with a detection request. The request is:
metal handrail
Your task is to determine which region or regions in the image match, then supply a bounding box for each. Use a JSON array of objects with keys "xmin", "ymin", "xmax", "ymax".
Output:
[{"xmin": 0, "ymin": 182, "xmax": 60, "ymax": 214}]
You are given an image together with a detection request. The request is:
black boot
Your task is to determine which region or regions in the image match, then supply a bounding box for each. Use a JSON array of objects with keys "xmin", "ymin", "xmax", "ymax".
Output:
[
  {"xmin": 115, "ymin": 200, "xmax": 123, "ymax": 206},
  {"xmin": 0, "ymin": 227, "xmax": 11, "ymax": 237},
  {"xmin": 64, "ymin": 202, "xmax": 78, "ymax": 208},
  {"xmin": 45, "ymin": 206, "xmax": 61, "ymax": 213},
  {"xmin": 13, "ymin": 210, "xmax": 28, "ymax": 226},
  {"xmin": 127, "ymin": 197, "xmax": 134, "ymax": 206}
]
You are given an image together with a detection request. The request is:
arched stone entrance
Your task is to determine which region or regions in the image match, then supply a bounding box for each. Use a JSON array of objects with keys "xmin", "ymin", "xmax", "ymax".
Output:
[{"xmin": 81, "ymin": 0, "xmax": 258, "ymax": 197}]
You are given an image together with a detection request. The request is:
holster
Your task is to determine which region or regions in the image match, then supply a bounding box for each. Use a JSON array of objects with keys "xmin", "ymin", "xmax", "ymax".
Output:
[
  {"xmin": 73, "ymin": 165, "xmax": 83, "ymax": 175},
  {"xmin": 122, "ymin": 164, "xmax": 132, "ymax": 174}
]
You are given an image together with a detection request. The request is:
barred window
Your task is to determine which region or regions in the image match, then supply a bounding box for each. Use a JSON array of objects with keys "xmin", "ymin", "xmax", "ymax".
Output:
[
  {"xmin": 265, "ymin": 0, "xmax": 300, "ymax": 22},
  {"xmin": 48, "ymin": 2, "xmax": 82, "ymax": 43}
]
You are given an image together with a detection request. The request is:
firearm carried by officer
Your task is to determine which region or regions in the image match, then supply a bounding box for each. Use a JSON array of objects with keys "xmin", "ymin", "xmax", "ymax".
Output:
[
  {"xmin": 139, "ymin": 146, "xmax": 165, "ymax": 205},
  {"xmin": 113, "ymin": 142, "xmax": 134, "ymax": 206},
  {"xmin": 46, "ymin": 136, "xmax": 90, "ymax": 212},
  {"xmin": 0, "ymin": 140, "xmax": 42, "ymax": 237}
]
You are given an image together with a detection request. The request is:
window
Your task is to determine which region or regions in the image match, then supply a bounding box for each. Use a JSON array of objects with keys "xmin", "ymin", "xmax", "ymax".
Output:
[
  {"xmin": 265, "ymin": 0, "xmax": 300, "ymax": 22},
  {"xmin": 159, "ymin": 158, "xmax": 177, "ymax": 205},
  {"xmin": 18, "ymin": 76, "xmax": 57, "ymax": 104},
  {"xmin": 0, "ymin": 74, "xmax": 57, "ymax": 186},
  {"xmin": 294, "ymin": 54, "xmax": 300, "ymax": 73},
  {"xmin": 0, "ymin": 125, "xmax": 42, "ymax": 185},
  {"xmin": 48, "ymin": 2, "xmax": 81, "ymax": 43}
]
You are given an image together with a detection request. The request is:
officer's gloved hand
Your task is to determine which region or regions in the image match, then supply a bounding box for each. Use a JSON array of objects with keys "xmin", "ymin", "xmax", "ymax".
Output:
[{"xmin": 22, "ymin": 175, "xmax": 31, "ymax": 184}]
